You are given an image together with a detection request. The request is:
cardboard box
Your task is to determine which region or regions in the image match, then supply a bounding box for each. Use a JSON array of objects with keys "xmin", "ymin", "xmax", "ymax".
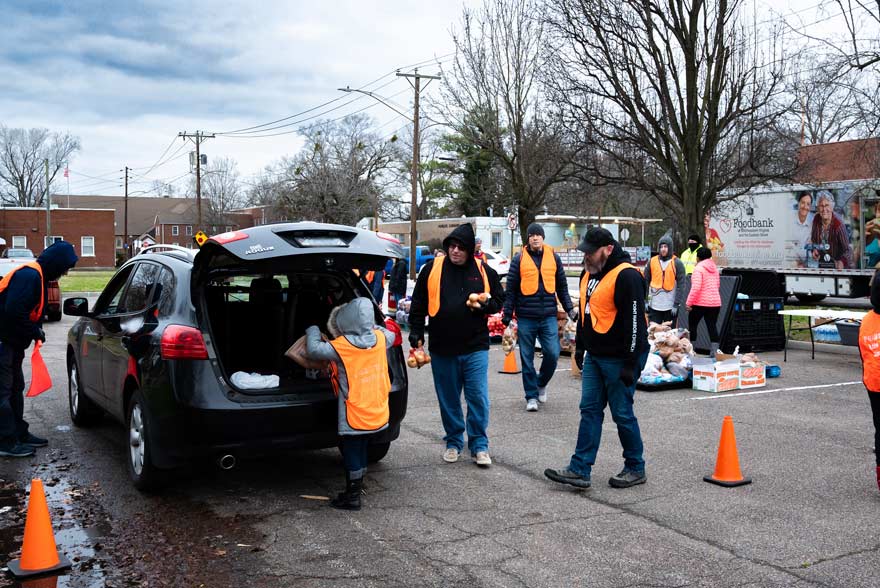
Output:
[
  {"xmin": 692, "ymin": 358, "xmax": 741, "ymax": 392},
  {"xmin": 739, "ymin": 364, "xmax": 766, "ymax": 389}
]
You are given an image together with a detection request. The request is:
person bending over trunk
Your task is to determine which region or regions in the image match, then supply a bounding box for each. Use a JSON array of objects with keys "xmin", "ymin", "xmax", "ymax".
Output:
[{"xmin": 306, "ymin": 298, "xmax": 395, "ymax": 511}]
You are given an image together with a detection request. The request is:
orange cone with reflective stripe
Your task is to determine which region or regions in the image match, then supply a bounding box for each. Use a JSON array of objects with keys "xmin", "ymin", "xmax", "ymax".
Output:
[
  {"xmin": 6, "ymin": 479, "xmax": 72, "ymax": 579},
  {"xmin": 703, "ymin": 416, "xmax": 752, "ymax": 487},
  {"xmin": 26, "ymin": 342, "xmax": 52, "ymax": 397},
  {"xmin": 499, "ymin": 348, "xmax": 521, "ymax": 374}
]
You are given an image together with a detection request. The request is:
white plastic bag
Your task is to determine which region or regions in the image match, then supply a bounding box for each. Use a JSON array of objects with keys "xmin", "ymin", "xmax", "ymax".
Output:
[{"xmin": 231, "ymin": 371, "xmax": 280, "ymax": 389}]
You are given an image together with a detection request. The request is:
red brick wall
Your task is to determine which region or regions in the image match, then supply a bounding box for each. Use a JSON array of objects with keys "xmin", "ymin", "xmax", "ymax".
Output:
[{"xmin": 0, "ymin": 208, "xmax": 116, "ymax": 268}]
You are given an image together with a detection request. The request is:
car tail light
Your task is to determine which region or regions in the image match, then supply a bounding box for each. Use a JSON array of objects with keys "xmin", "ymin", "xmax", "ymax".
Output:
[
  {"xmin": 161, "ymin": 325, "xmax": 208, "ymax": 360},
  {"xmin": 384, "ymin": 317, "xmax": 403, "ymax": 347},
  {"xmin": 376, "ymin": 232, "xmax": 401, "ymax": 244},
  {"xmin": 211, "ymin": 231, "xmax": 249, "ymax": 245},
  {"xmin": 499, "ymin": 260, "xmax": 508, "ymax": 264}
]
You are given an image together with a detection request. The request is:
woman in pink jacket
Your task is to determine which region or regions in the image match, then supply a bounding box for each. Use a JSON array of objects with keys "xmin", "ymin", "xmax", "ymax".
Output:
[{"xmin": 686, "ymin": 247, "xmax": 722, "ymax": 357}]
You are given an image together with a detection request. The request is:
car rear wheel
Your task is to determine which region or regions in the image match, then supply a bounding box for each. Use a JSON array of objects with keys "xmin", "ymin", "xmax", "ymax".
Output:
[
  {"xmin": 126, "ymin": 390, "xmax": 164, "ymax": 491},
  {"xmin": 68, "ymin": 360, "xmax": 101, "ymax": 426},
  {"xmin": 367, "ymin": 442, "xmax": 391, "ymax": 463}
]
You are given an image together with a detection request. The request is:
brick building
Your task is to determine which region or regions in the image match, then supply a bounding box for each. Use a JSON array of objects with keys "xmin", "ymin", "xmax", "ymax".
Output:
[{"xmin": 0, "ymin": 207, "xmax": 115, "ymax": 268}]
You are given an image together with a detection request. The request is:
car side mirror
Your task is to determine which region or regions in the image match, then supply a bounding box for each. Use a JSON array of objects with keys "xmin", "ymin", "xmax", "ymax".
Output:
[{"xmin": 63, "ymin": 297, "xmax": 90, "ymax": 317}]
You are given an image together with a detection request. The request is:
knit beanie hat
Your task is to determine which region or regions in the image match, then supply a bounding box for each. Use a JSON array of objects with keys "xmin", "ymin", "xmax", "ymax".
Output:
[{"xmin": 526, "ymin": 223, "xmax": 545, "ymax": 238}]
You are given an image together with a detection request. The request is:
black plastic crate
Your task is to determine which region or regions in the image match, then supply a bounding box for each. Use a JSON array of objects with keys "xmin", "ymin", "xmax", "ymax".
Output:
[
  {"xmin": 725, "ymin": 296, "xmax": 785, "ymax": 351},
  {"xmin": 726, "ymin": 333, "xmax": 787, "ymax": 353}
]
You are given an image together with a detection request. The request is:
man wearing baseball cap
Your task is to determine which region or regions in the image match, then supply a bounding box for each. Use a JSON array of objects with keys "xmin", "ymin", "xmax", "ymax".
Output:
[{"xmin": 544, "ymin": 227, "xmax": 649, "ymax": 489}]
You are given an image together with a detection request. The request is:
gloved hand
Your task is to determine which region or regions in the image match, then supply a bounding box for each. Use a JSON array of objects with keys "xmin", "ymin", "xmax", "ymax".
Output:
[
  {"xmin": 574, "ymin": 349, "xmax": 584, "ymax": 371},
  {"xmin": 408, "ymin": 332, "xmax": 423, "ymax": 349},
  {"xmin": 567, "ymin": 307, "xmax": 579, "ymax": 322},
  {"xmin": 620, "ymin": 363, "xmax": 636, "ymax": 388},
  {"xmin": 670, "ymin": 306, "xmax": 678, "ymax": 319},
  {"xmin": 501, "ymin": 316, "xmax": 511, "ymax": 327},
  {"xmin": 35, "ymin": 328, "xmax": 46, "ymax": 343}
]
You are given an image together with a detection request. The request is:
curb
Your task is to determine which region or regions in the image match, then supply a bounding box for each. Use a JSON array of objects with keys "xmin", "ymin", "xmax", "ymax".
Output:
[{"xmin": 785, "ymin": 339, "xmax": 860, "ymax": 356}]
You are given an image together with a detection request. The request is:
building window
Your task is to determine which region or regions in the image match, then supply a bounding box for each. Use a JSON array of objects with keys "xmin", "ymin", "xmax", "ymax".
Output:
[
  {"xmin": 171, "ymin": 225, "xmax": 179, "ymax": 236},
  {"xmin": 491, "ymin": 231, "xmax": 502, "ymax": 249},
  {"xmin": 115, "ymin": 237, "xmax": 123, "ymax": 249},
  {"xmin": 185, "ymin": 225, "xmax": 193, "ymax": 236},
  {"xmin": 12, "ymin": 236, "xmax": 26, "ymax": 248},
  {"xmin": 44, "ymin": 236, "xmax": 63, "ymax": 248},
  {"xmin": 81, "ymin": 236, "xmax": 95, "ymax": 257},
  {"xmin": 225, "ymin": 226, "xmax": 232, "ymax": 232},
  {"xmin": 173, "ymin": 242, "xmax": 179, "ymax": 247}
]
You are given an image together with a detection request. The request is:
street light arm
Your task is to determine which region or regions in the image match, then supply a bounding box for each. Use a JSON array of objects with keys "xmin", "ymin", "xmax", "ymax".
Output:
[{"xmin": 338, "ymin": 87, "xmax": 411, "ymax": 119}]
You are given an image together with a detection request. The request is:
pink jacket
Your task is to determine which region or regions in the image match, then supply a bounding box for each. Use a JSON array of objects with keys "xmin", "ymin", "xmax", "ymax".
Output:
[{"xmin": 686, "ymin": 259, "xmax": 721, "ymax": 307}]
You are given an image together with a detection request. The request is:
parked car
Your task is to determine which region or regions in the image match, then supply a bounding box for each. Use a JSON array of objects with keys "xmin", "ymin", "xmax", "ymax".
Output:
[
  {"xmin": 64, "ymin": 224, "xmax": 408, "ymax": 490},
  {"xmin": 482, "ymin": 250, "xmax": 510, "ymax": 278},
  {"xmin": 1, "ymin": 248, "xmax": 35, "ymax": 260},
  {"xmin": 384, "ymin": 245, "xmax": 433, "ymax": 275},
  {"xmin": 0, "ymin": 257, "xmax": 61, "ymax": 321}
]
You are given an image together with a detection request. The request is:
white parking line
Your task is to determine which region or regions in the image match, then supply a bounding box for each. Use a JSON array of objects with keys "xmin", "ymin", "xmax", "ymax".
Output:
[{"xmin": 688, "ymin": 381, "xmax": 862, "ymax": 401}]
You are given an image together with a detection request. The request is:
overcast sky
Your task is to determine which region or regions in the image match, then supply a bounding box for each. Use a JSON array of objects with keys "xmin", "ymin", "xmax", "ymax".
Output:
[{"xmin": 0, "ymin": 0, "xmax": 854, "ymax": 198}]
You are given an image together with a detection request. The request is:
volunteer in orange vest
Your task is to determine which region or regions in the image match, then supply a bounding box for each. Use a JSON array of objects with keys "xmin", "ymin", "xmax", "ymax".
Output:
[
  {"xmin": 502, "ymin": 223, "xmax": 576, "ymax": 412},
  {"xmin": 306, "ymin": 298, "xmax": 396, "ymax": 510},
  {"xmin": 0, "ymin": 241, "xmax": 78, "ymax": 458},
  {"xmin": 857, "ymin": 271, "xmax": 880, "ymax": 492},
  {"xmin": 643, "ymin": 235, "xmax": 686, "ymax": 325},
  {"xmin": 408, "ymin": 223, "xmax": 504, "ymax": 467},
  {"xmin": 474, "ymin": 237, "xmax": 486, "ymax": 261},
  {"xmin": 545, "ymin": 228, "xmax": 649, "ymax": 490}
]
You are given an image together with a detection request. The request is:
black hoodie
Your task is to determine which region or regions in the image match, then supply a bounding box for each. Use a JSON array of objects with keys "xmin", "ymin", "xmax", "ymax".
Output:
[
  {"xmin": 575, "ymin": 244, "xmax": 649, "ymax": 366},
  {"xmin": 409, "ymin": 224, "xmax": 505, "ymax": 356}
]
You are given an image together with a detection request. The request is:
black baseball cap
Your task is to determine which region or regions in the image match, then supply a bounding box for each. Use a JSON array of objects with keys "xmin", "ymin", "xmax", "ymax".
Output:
[{"xmin": 577, "ymin": 227, "xmax": 615, "ymax": 255}]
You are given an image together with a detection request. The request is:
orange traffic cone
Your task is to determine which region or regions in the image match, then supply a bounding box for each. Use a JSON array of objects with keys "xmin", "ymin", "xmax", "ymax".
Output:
[
  {"xmin": 6, "ymin": 479, "xmax": 72, "ymax": 579},
  {"xmin": 703, "ymin": 416, "xmax": 752, "ymax": 487},
  {"xmin": 499, "ymin": 348, "xmax": 521, "ymax": 374}
]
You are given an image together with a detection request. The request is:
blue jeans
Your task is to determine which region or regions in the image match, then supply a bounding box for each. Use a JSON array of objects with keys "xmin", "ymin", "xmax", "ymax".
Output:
[
  {"xmin": 341, "ymin": 435, "xmax": 370, "ymax": 480},
  {"xmin": 517, "ymin": 316, "xmax": 561, "ymax": 400},
  {"xmin": 430, "ymin": 350, "xmax": 490, "ymax": 454},
  {"xmin": 0, "ymin": 342, "xmax": 28, "ymax": 447},
  {"xmin": 568, "ymin": 351, "xmax": 649, "ymax": 477}
]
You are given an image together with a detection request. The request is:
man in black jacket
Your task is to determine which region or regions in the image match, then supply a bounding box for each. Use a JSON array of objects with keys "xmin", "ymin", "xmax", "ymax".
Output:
[
  {"xmin": 409, "ymin": 223, "xmax": 504, "ymax": 467},
  {"xmin": 503, "ymin": 223, "xmax": 576, "ymax": 412},
  {"xmin": 0, "ymin": 241, "xmax": 78, "ymax": 457},
  {"xmin": 544, "ymin": 228, "xmax": 649, "ymax": 489}
]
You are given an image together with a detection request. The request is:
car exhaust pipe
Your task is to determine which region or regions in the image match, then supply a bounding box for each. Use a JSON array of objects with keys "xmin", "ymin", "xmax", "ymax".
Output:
[{"xmin": 217, "ymin": 454, "xmax": 236, "ymax": 470}]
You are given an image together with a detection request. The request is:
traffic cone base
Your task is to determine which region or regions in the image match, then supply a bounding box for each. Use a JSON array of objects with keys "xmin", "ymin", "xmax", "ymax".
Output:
[
  {"xmin": 703, "ymin": 415, "xmax": 751, "ymax": 488},
  {"xmin": 5, "ymin": 479, "xmax": 72, "ymax": 579},
  {"xmin": 499, "ymin": 349, "xmax": 521, "ymax": 374}
]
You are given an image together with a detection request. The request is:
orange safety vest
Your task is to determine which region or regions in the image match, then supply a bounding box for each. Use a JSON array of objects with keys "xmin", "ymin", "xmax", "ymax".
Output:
[
  {"xmin": 649, "ymin": 255, "xmax": 677, "ymax": 291},
  {"xmin": 329, "ymin": 330, "xmax": 391, "ymax": 431},
  {"xmin": 427, "ymin": 256, "xmax": 490, "ymax": 317},
  {"xmin": 520, "ymin": 245, "xmax": 556, "ymax": 295},
  {"xmin": 859, "ymin": 311, "xmax": 880, "ymax": 392},
  {"xmin": 579, "ymin": 263, "xmax": 636, "ymax": 334},
  {"xmin": 0, "ymin": 261, "xmax": 44, "ymax": 323},
  {"xmin": 353, "ymin": 269, "xmax": 375, "ymax": 284}
]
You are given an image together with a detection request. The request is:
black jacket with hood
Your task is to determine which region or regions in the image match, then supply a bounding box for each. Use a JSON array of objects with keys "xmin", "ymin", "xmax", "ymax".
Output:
[
  {"xmin": 0, "ymin": 241, "xmax": 79, "ymax": 350},
  {"xmin": 575, "ymin": 244, "xmax": 649, "ymax": 367},
  {"xmin": 409, "ymin": 223, "xmax": 505, "ymax": 356},
  {"xmin": 503, "ymin": 246, "xmax": 574, "ymax": 320}
]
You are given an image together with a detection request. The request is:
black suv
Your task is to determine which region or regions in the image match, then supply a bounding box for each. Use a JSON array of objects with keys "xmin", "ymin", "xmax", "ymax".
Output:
[{"xmin": 65, "ymin": 223, "xmax": 408, "ymax": 490}]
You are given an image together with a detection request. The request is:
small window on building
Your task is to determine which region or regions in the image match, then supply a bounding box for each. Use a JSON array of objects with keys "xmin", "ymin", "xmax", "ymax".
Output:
[
  {"xmin": 12, "ymin": 236, "xmax": 26, "ymax": 248},
  {"xmin": 171, "ymin": 225, "xmax": 179, "ymax": 236},
  {"xmin": 44, "ymin": 236, "xmax": 63, "ymax": 248},
  {"xmin": 81, "ymin": 236, "xmax": 95, "ymax": 257},
  {"xmin": 173, "ymin": 242, "xmax": 179, "ymax": 247},
  {"xmin": 115, "ymin": 237, "xmax": 123, "ymax": 249},
  {"xmin": 491, "ymin": 231, "xmax": 502, "ymax": 249},
  {"xmin": 225, "ymin": 226, "xmax": 232, "ymax": 232},
  {"xmin": 185, "ymin": 225, "xmax": 193, "ymax": 236}
]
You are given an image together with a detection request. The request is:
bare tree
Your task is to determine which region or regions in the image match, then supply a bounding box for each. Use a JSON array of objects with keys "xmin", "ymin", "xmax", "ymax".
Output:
[
  {"xmin": 545, "ymin": 0, "xmax": 797, "ymax": 237},
  {"xmin": 440, "ymin": 0, "xmax": 579, "ymax": 241},
  {"xmin": 829, "ymin": 0, "xmax": 880, "ymax": 71},
  {"xmin": 199, "ymin": 157, "xmax": 244, "ymax": 222},
  {"xmin": 0, "ymin": 126, "xmax": 81, "ymax": 206}
]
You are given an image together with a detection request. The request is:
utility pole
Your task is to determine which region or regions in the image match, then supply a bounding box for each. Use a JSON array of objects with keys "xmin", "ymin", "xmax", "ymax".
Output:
[
  {"xmin": 397, "ymin": 68, "xmax": 440, "ymax": 280},
  {"xmin": 178, "ymin": 131, "xmax": 214, "ymax": 232},
  {"xmin": 124, "ymin": 166, "xmax": 129, "ymax": 259},
  {"xmin": 44, "ymin": 158, "xmax": 51, "ymax": 245}
]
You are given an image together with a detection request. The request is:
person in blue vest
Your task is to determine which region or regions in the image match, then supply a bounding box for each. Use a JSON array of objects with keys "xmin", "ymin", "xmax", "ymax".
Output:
[
  {"xmin": 502, "ymin": 223, "xmax": 576, "ymax": 412},
  {"xmin": 0, "ymin": 241, "xmax": 78, "ymax": 458}
]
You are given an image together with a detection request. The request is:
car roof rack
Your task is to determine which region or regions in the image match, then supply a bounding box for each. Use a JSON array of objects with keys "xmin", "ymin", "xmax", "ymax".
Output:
[{"xmin": 138, "ymin": 244, "xmax": 196, "ymax": 261}]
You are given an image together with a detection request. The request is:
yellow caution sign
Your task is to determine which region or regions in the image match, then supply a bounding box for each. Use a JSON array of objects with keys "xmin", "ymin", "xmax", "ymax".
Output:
[{"xmin": 194, "ymin": 231, "xmax": 209, "ymax": 247}]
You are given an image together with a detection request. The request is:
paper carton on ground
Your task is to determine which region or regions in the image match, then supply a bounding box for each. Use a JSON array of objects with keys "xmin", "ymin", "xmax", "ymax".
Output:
[
  {"xmin": 692, "ymin": 358, "xmax": 740, "ymax": 392},
  {"xmin": 739, "ymin": 364, "xmax": 766, "ymax": 389}
]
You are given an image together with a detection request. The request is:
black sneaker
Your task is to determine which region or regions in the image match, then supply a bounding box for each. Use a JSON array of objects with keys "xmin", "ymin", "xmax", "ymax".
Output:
[
  {"xmin": 544, "ymin": 467, "xmax": 591, "ymax": 489},
  {"xmin": 19, "ymin": 433, "xmax": 48, "ymax": 448},
  {"xmin": 608, "ymin": 469, "xmax": 647, "ymax": 488},
  {"xmin": 0, "ymin": 442, "xmax": 36, "ymax": 458}
]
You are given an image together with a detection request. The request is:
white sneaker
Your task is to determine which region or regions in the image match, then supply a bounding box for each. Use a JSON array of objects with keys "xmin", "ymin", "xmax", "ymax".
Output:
[
  {"xmin": 537, "ymin": 386, "xmax": 547, "ymax": 403},
  {"xmin": 443, "ymin": 447, "xmax": 460, "ymax": 463},
  {"xmin": 474, "ymin": 451, "xmax": 492, "ymax": 467},
  {"xmin": 526, "ymin": 398, "xmax": 539, "ymax": 412}
]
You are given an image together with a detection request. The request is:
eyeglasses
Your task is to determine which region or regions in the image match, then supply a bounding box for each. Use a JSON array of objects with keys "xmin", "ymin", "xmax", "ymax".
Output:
[{"xmin": 448, "ymin": 243, "xmax": 466, "ymax": 251}]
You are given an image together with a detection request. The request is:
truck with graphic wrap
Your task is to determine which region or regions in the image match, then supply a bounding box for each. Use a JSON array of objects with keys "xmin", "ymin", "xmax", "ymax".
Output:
[{"xmin": 707, "ymin": 181, "xmax": 880, "ymax": 300}]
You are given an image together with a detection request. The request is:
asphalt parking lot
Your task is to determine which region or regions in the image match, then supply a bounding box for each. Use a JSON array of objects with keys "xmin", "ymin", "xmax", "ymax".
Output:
[{"xmin": 1, "ymin": 310, "xmax": 878, "ymax": 587}]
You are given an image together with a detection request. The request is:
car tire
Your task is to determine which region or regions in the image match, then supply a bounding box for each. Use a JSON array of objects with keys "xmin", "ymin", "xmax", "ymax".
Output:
[
  {"xmin": 367, "ymin": 442, "xmax": 391, "ymax": 463},
  {"xmin": 126, "ymin": 390, "xmax": 165, "ymax": 491},
  {"xmin": 68, "ymin": 360, "xmax": 102, "ymax": 427},
  {"xmin": 794, "ymin": 294, "xmax": 827, "ymax": 304}
]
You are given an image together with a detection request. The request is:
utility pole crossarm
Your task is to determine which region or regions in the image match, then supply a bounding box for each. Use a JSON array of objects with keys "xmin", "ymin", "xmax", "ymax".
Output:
[{"xmin": 178, "ymin": 131, "xmax": 215, "ymax": 233}]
